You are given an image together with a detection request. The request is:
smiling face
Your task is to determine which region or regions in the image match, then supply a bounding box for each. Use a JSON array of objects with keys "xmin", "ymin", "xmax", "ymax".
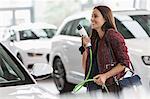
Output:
[{"xmin": 91, "ymin": 8, "xmax": 106, "ymax": 30}]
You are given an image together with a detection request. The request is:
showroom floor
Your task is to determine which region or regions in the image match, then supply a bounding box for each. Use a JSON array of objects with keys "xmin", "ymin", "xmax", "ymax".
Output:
[{"xmin": 37, "ymin": 77, "xmax": 86, "ymax": 95}]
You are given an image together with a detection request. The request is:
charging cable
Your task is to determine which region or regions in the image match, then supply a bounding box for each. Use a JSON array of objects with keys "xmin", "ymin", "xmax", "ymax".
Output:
[
  {"xmin": 72, "ymin": 48, "xmax": 93, "ymax": 93},
  {"xmin": 72, "ymin": 48, "xmax": 109, "ymax": 93}
]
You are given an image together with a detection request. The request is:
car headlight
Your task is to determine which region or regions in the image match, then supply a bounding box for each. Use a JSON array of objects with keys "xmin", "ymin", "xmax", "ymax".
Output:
[
  {"xmin": 27, "ymin": 53, "xmax": 43, "ymax": 57},
  {"xmin": 142, "ymin": 56, "xmax": 150, "ymax": 65}
]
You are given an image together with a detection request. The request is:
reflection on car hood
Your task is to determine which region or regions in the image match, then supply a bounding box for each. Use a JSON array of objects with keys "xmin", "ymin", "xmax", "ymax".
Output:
[
  {"xmin": 0, "ymin": 84, "xmax": 58, "ymax": 99},
  {"xmin": 126, "ymin": 38, "xmax": 150, "ymax": 54},
  {"xmin": 14, "ymin": 39, "xmax": 52, "ymax": 50}
]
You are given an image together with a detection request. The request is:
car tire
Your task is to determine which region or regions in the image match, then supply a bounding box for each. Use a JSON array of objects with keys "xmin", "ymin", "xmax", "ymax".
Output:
[
  {"xmin": 53, "ymin": 58, "xmax": 75, "ymax": 94},
  {"xmin": 17, "ymin": 53, "xmax": 23, "ymax": 64}
]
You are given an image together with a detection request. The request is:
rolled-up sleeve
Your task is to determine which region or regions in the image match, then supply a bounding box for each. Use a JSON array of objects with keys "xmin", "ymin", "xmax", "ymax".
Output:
[{"xmin": 108, "ymin": 29, "xmax": 131, "ymax": 68}]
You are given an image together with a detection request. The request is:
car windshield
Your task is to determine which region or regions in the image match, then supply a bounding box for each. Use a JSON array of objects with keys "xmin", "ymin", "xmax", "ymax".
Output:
[
  {"xmin": 19, "ymin": 30, "xmax": 39, "ymax": 40},
  {"xmin": 19, "ymin": 29, "xmax": 56, "ymax": 40},
  {"xmin": 32, "ymin": 28, "xmax": 56, "ymax": 38},
  {"xmin": 0, "ymin": 43, "xmax": 35, "ymax": 87},
  {"xmin": 131, "ymin": 15, "xmax": 150, "ymax": 37}
]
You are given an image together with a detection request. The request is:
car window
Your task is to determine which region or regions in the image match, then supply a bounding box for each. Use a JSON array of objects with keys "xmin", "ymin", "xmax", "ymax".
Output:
[
  {"xmin": 74, "ymin": 18, "xmax": 91, "ymax": 37},
  {"xmin": 115, "ymin": 18, "xmax": 135, "ymax": 39},
  {"xmin": 60, "ymin": 21, "xmax": 74, "ymax": 36},
  {"xmin": 0, "ymin": 43, "xmax": 34, "ymax": 87},
  {"xmin": 19, "ymin": 30, "xmax": 39, "ymax": 40},
  {"xmin": 43, "ymin": 29, "xmax": 56, "ymax": 38},
  {"xmin": 131, "ymin": 15, "xmax": 150, "ymax": 37}
]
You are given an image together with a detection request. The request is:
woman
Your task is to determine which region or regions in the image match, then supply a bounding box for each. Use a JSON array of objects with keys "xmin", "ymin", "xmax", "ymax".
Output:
[{"xmin": 82, "ymin": 5, "xmax": 131, "ymax": 93}]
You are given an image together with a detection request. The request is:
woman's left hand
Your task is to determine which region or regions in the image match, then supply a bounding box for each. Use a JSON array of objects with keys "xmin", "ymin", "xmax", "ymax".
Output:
[{"xmin": 93, "ymin": 73, "xmax": 107, "ymax": 86}]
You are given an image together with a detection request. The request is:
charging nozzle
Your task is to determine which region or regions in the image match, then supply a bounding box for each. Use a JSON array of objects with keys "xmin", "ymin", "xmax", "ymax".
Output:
[
  {"xmin": 77, "ymin": 24, "xmax": 91, "ymax": 47},
  {"xmin": 77, "ymin": 24, "xmax": 88, "ymax": 37},
  {"xmin": 77, "ymin": 24, "xmax": 82, "ymax": 30}
]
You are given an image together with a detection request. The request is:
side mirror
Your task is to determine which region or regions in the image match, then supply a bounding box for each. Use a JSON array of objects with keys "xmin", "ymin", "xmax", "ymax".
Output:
[{"xmin": 30, "ymin": 63, "xmax": 53, "ymax": 79}]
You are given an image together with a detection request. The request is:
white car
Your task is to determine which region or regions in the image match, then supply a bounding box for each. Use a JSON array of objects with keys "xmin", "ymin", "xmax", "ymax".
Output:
[
  {"xmin": 2, "ymin": 22, "xmax": 57, "ymax": 76},
  {"xmin": 49, "ymin": 10, "xmax": 150, "ymax": 93},
  {"xmin": 0, "ymin": 42, "xmax": 58, "ymax": 99}
]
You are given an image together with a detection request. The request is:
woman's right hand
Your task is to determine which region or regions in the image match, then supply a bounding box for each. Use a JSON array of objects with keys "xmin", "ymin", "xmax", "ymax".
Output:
[
  {"xmin": 93, "ymin": 73, "xmax": 107, "ymax": 86},
  {"xmin": 82, "ymin": 37, "xmax": 91, "ymax": 47}
]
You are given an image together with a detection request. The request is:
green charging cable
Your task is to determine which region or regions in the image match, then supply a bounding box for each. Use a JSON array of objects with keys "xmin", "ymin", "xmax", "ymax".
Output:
[
  {"xmin": 72, "ymin": 48, "xmax": 109, "ymax": 93},
  {"xmin": 73, "ymin": 79, "xmax": 94, "ymax": 92},
  {"xmin": 72, "ymin": 48, "xmax": 93, "ymax": 93}
]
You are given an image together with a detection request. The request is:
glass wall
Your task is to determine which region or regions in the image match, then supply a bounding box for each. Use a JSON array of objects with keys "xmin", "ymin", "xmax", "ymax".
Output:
[{"xmin": 0, "ymin": 0, "xmax": 33, "ymax": 27}]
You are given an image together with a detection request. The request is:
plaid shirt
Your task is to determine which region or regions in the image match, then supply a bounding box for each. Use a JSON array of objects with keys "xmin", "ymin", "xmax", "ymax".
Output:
[
  {"xmin": 97, "ymin": 29, "xmax": 130, "ymax": 73},
  {"xmin": 86, "ymin": 28, "xmax": 131, "ymax": 85}
]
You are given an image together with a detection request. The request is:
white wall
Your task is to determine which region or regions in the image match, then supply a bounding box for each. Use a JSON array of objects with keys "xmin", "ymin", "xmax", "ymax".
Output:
[
  {"xmin": 33, "ymin": 0, "xmax": 150, "ymax": 26},
  {"xmin": 34, "ymin": 0, "xmax": 80, "ymax": 26}
]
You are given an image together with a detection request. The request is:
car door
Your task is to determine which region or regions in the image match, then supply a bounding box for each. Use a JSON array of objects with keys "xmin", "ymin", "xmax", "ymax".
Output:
[
  {"xmin": 65, "ymin": 18, "xmax": 91, "ymax": 82},
  {"xmin": 59, "ymin": 20, "xmax": 82, "ymax": 80}
]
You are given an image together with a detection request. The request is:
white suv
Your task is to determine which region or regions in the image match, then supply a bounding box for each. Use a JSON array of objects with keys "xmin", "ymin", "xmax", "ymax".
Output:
[{"xmin": 50, "ymin": 10, "xmax": 150, "ymax": 93}]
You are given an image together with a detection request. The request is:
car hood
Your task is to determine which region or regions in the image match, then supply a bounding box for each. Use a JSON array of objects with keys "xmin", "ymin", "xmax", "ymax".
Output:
[
  {"xmin": 125, "ymin": 38, "xmax": 150, "ymax": 54},
  {"xmin": 0, "ymin": 84, "xmax": 58, "ymax": 99},
  {"xmin": 14, "ymin": 39, "xmax": 52, "ymax": 51}
]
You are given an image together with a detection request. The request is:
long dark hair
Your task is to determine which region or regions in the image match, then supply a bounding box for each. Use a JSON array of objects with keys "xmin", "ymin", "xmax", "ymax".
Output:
[{"xmin": 91, "ymin": 5, "xmax": 117, "ymax": 47}]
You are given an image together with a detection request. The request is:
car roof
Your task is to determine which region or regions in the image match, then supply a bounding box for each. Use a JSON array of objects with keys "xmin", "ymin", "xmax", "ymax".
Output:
[
  {"xmin": 63, "ymin": 9, "xmax": 150, "ymax": 23},
  {"xmin": 113, "ymin": 10, "xmax": 150, "ymax": 16},
  {"xmin": 9, "ymin": 22, "xmax": 57, "ymax": 31},
  {"xmin": 63, "ymin": 10, "xmax": 92, "ymax": 24}
]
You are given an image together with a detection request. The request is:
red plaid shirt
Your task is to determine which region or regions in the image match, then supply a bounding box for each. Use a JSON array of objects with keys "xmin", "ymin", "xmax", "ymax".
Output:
[
  {"xmin": 86, "ymin": 28, "xmax": 131, "ymax": 85},
  {"xmin": 97, "ymin": 29, "xmax": 130, "ymax": 73}
]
